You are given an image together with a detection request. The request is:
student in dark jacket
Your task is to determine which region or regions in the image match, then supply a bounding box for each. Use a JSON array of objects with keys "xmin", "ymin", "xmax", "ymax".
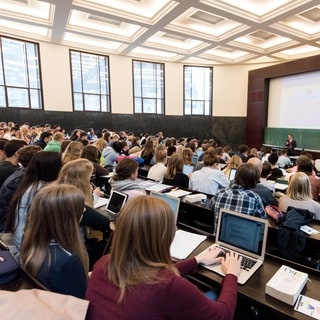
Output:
[{"xmin": 163, "ymin": 153, "xmax": 189, "ymax": 188}]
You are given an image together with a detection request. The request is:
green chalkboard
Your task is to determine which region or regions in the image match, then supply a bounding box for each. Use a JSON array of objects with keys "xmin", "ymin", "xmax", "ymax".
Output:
[{"xmin": 264, "ymin": 128, "xmax": 320, "ymax": 151}]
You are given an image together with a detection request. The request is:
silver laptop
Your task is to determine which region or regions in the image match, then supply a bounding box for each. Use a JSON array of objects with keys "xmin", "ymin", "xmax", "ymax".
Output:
[
  {"xmin": 150, "ymin": 191, "xmax": 180, "ymax": 224},
  {"xmin": 104, "ymin": 190, "xmax": 128, "ymax": 221},
  {"xmin": 183, "ymin": 164, "xmax": 194, "ymax": 175},
  {"xmin": 203, "ymin": 208, "xmax": 268, "ymax": 285},
  {"xmin": 228, "ymin": 168, "xmax": 237, "ymax": 181}
]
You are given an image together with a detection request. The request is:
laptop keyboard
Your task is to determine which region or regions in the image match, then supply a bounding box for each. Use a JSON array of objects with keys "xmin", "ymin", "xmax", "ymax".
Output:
[{"xmin": 218, "ymin": 247, "xmax": 257, "ymax": 271}]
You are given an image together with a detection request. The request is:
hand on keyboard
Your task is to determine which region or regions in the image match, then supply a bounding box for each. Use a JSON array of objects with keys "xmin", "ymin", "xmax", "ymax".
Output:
[
  {"xmin": 221, "ymin": 251, "xmax": 242, "ymax": 278},
  {"xmin": 195, "ymin": 245, "xmax": 225, "ymax": 266}
]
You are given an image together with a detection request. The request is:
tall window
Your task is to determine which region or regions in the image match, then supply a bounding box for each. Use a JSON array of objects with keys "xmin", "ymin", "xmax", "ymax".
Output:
[
  {"xmin": 70, "ymin": 50, "xmax": 110, "ymax": 112},
  {"xmin": 133, "ymin": 60, "xmax": 164, "ymax": 114},
  {"xmin": 184, "ymin": 66, "xmax": 213, "ymax": 116},
  {"xmin": 0, "ymin": 37, "xmax": 42, "ymax": 109}
]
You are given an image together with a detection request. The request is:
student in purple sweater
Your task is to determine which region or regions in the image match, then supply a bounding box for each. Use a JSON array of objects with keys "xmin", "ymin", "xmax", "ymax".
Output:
[{"xmin": 86, "ymin": 195, "xmax": 242, "ymax": 320}]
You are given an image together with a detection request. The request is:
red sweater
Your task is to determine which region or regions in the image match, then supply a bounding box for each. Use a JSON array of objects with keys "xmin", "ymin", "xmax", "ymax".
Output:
[{"xmin": 85, "ymin": 255, "xmax": 238, "ymax": 320}]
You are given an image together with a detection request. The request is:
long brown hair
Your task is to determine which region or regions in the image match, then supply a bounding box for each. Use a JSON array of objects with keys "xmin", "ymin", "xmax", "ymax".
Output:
[
  {"xmin": 20, "ymin": 184, "xmax": 89, "ymax": 278},
  {"xmin": 56, "ymin": 158, "xmax": 94, "ymax": 206},
  {"xmin": 164, "ymin": 153, "xmax": 184, "ymax": 179},
  {"xmin": 108, "ymin": 195, "xmax": 177, "ymax": 302}
]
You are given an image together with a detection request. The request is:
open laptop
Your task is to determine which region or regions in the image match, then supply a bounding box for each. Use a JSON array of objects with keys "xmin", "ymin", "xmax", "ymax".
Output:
[
  {"xmin": 150, "ymin": 191, "xmax": 180, "ymax": 224},
  {"xmin": 228, "ymin": 168, "xmax": 237, "ymax": 181},
  {"xmin": 183, "ymin": 164, "xmax": 195, "ymax": 175},
  {"xmin": 104, "ymin": 190, "xmax": 128, "ymax": 221},
  {"xmin": 203, "ymin": 208, "xmax": 268, "ymax": 285}
]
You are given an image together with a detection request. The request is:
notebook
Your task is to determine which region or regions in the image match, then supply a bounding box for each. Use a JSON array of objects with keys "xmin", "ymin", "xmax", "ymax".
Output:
[
  {"xmin": 203, "ymin": 208, "xmax": 268, "ymax": 285},
  {"xmin": 150, "ymin": 191, "xmax": 180, "ymax": 224},
  {"xmin": 104, "ymin": 190, "xmax": 128, "ymax": 221}
]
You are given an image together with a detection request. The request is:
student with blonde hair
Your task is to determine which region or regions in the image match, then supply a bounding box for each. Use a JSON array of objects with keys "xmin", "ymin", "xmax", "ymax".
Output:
[
  {"xmin": 222, "ymin": 154, "xmax": 242, "ymax": 179},
  {"xmin": 61, "ymin": 141, "xmax": 83, "ymax": 165},
  {"xmin": 278, "ymin": 172, "xmax": 320, "ymax": 219},
  {"xmin": 147, "ymin": 145, "xmax": 167, "ymax": 182},
  {"xmin": 20, "ymin": 184, "xmax": 89, "ymax": 298},
  {"xmin": 86, "ymin": 195, "xmax": 242, "ymax": 319}
]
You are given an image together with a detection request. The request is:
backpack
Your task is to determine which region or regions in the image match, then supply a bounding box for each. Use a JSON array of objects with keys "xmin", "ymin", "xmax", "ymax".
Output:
[{"xmin": 277, "ymin": 206, "xmax": 314, "ymax": 260}]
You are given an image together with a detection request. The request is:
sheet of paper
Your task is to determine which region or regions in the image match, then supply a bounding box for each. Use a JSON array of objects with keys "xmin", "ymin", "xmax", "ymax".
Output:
[
  {"xmin": 166, "ymin": 189, "xmax": 192, "ymax": 198},
  {"xmin": 295, "ymin": 295, "xmax": 320, "ymax": 319},
  {"xmin": 170, "ymin": 229, "xmax": 206, "ymax": 260},
  {"xmin": 94, "ymin": 197, "xmax": 109, "ymax": 209}
]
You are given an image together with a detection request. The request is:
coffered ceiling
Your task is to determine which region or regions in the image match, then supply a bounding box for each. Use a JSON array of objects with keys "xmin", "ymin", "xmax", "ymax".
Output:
[{"xmin": 1, "ymin": 0, "xmax": 320, "ymax": 65}]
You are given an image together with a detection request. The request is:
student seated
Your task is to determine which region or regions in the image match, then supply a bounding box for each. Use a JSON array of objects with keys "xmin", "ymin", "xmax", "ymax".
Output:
[
  {"xmin": 276, "ymin": 148, "xmax": 292, "ymax": 169},
  {"xmin": 109, "ymin": 158, "xmax": 146, "ymax": 199},
  {"xmin": 6, "ymin": 151, "xmax": 62, "ymax": 249},
  {"xmin": 266, "ymin": 152, "xmax": 283, "ymax": 181},
  {"xmin": 163, "ymin": 153, "xmax": 189, "ymax": 188},
  {"xmin": 86, "ymin": 195, "xmax": 242, "ymax": 320},
  {"xmin": 210, "ymin": 163, "xmax": 267, "ymax": 234},
  {"xmin": 189, "ymin": 154, "xmax": 229, "ymax": 195},
  {"xmin": 147, "ymin": 145, "xmax": 167, "ymax": 182},
  {"xmin": 278, "ymin": 172, "xmax": 320, "ymax": 220},
  {"xmin": 20, "ymin": 184, "xmax": 89, "ymax": 298}
]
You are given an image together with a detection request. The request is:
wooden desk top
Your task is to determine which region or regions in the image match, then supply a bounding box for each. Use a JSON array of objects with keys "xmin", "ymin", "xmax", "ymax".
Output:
[{"xmin": 191, "ymin": 240, "xmax": 320, "ymax": 320}]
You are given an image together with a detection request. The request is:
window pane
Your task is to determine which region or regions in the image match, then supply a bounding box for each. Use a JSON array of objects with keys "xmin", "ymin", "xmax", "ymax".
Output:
[
  {"xmin": 7, "ymin": 87, "xmax": 29, "ymax": 108},
  {"xmin": 135, "ymin": 97, "xmax": 142, "ymax": 113},
  {"xmin": 71, "ymin": 52, "xmax": 82, "ymax": 92},
  {"xmin": 143, "ymin": 98, "xmax": 156, "ymax": 113},
  {"xmin": 70, "ymin": 50, "xmax": 110, "ymax": 112},
  {"xmin": 192, "ymin": 101, "xmax": 204, "ymax": 115},
  {"xmin": 82, "ymin": 54, "xmax": 99, "ymax": 93},
  {"xmin": 133, "ymin": 60, "xmax": 164, "ymax": 114},
  {"xmin": 184, "ymin": 66, "xmax": 212, "ymax": 116},
  {"xmin": 2, "ymin": 38, "xmax": 28, "ymax": 87},
  {"xmin": 84, "ymin": 94, "xmax": 100, "ymax": 111},
  {"xmin": 204, "ymin": 101, "xmax": 210, "ymax": 115},
  {"xmin": 0, "ymin": 36, "xmax": 42, "ymax": 109},
  {"xmin": 0, "ymin": 86, "xmax": 5, "ymax": 107},
  {"xmin": 156, "ymin": 99, "xmax": 163, "ymax": 114},
  {"xmin": 0, "ymin": 53, "xmax": 3, "ymax": 85},
  {"xmin": 74, "ymin": 93, "xmax": 83, "ymax": 111},
  {"xmin": 26, "ymin": 43, "xmax": 40, "ymax": 88},
  {"xmin": 30, "ymin": 89, "xmax": 41, "ymax": 109},
  {"xmin": 101, "ymin": 95, "xmax": 107, "ymax": 112},
  {"xmin": 185, "ymin": 100, "xmax": 191, "ymax": 115}
]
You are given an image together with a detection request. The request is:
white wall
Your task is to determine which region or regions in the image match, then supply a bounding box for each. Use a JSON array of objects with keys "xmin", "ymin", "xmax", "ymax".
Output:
[{"xmin": 38, "ymin": 41, "xmax": 267, "ymax": 116}]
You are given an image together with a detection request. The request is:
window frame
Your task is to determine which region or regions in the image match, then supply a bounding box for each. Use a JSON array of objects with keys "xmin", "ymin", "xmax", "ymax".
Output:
[
  {"xmin": 70, "ymin": 49, "xmax": 111, "ymax": 112},
  {"xmin": 132, "ymin": 59, "xmax": 165, "ymax": 114},
  {"xmin": 0, "ymin": 36, "xmax": 43, "ymax": 110},
  {"xmin": 183, "ymin": 65, "xmax": 213, "ymax": 116}
]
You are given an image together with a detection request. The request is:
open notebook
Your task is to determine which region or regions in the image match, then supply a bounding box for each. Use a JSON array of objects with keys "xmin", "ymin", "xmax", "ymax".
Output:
[{"xmin": 203, "ymin": 209, "xmax": 268, "ymax": 285}]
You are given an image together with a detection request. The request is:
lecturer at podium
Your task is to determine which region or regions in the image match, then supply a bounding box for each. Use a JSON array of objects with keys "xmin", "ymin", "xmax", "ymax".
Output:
[{"xmin": 285, "ymin": 134, "xmax": 297, "ymax": 156}]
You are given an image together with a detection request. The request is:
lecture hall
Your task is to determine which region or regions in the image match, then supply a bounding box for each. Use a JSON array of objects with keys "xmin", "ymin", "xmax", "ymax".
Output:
[{"xmin": 0, "ymin": 1, "xmax": 320, "ymax": 320}]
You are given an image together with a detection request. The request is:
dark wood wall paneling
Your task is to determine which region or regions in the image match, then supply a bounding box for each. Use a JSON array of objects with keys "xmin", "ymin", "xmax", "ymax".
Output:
[
  {"xmin": 0, "ymin": 109, "xmax": 246, "ymax": 149},
  {"xmin": 247, "ymin": 54, "xmax": 320, "ymax": 149}
]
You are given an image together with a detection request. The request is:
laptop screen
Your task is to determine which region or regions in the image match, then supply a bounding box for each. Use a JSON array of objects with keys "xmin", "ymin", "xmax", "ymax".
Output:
[
  {"xmin": 150, "ymin": 191, "xmax": 180, "ymax": 223},
  {"xmin": 228, "ymin": 168, "xmax": 237, "ymax": 181},
  {"xmin": 106, "ymin": 190, "xmax": 128, "ymax": 216},
  {"xmin": 183, "ymin": 164, "xmax": 194, "ymax": 175},
  {"xmin": 217, "ymin": 209, "xmax": 267, "ymax": 258}
]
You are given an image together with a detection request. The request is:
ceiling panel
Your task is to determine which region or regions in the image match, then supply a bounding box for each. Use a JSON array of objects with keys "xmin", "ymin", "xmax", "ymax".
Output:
[{"xmin": 0, "ymin": 0, "xmax": 319, "ymax": 65}]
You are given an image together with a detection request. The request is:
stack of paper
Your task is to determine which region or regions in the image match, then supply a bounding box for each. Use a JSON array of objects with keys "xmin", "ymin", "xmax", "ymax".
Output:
[
  {"xmin": 170, "ymin": 229, "xmax": 206, "ymax": 260},
  {"xmin": 265, "ymin": 265, "xmax": 308, "ymax": 305}
]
